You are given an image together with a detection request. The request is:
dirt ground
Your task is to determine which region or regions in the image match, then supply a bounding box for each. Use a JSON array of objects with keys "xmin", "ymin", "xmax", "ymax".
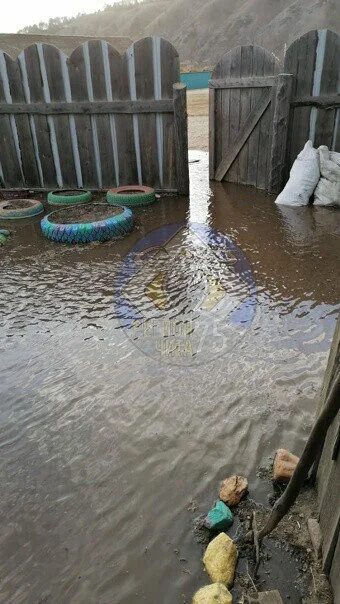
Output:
[
  {"xmin": 192, "ymin": 464, "xmax": 333, "ymax": 604},
  {"xmin": 187, "ymin": 89, "xmax": 209, "ymax": 151}
]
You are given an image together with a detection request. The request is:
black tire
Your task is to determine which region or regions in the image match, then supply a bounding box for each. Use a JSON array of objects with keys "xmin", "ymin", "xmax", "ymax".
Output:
[
  {"xmin": 47, "ymin": 189, "xmax": 92, "ymax": 205},
  {"xmin": 107, "ymin": 185, "xmax": 156, "ymax": 207},
  {"xmin": 41, "ymin": 204, "xmax": 133, "ymax": 244},
  {"xmin": 0, "ymin": 199, "xmax": 44, "ymax": 220}
]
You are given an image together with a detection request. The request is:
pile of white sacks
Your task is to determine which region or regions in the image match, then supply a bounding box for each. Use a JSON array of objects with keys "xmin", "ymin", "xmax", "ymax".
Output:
[{"xmin": 276, "ymin": 141, "xmax": 340, "ymax": 207}]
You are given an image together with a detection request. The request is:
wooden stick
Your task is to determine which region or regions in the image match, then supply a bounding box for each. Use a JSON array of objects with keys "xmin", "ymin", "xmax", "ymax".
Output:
[
  {"xmin": 258, "ymin": 370, "xmax": 340, "ymax": 540},
  {"xmin": 252, "ymin": 511, "xmax": 260, "ymax": 577}
]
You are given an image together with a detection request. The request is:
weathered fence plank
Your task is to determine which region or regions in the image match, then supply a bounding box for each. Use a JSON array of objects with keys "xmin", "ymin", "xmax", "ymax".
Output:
[
  {"xmin": 209, "ymin": 75, "xmax": 278, "ymax": 89},
  {"xmin": 68, "ymin": 44, "xmax": 97, "ymax": 188},
  {"xmin": 159, "ymin": 37, "xmax": 180, "ymax": 190},
  {"xmin": 284, "ymin": 29, "xmax": 340, "ymax": 176},
  {"xmin": 87, "ymin": 40, "xmax": 118, "ymax": 188},
  {"xmin": 42, "ymin": 43, "xmax": 77, "ymax": 188},
  {"xmin": 133, "ymin": 37, "xmax": 159, "ymax": 189},
  {"xmin": 0, "ymin": 53, "xmax": 24, "ymax": 188},
  {"xmin": 268, "ymin": 74, "xmax": 294, "ymax": 193},
  {"xmin": 20, "ymin": 45, "xmax": 57, "ymax": 188},
  {"xmin": 0, "ymin": 100, "xmax": 175, "ymax": 115},
  {"xmin": 173, "ymin": 83, "xmax": 189, "ymax": 195},
  {"xmin": 1, "ymin": 52, "xmax": 40, "ymax": 187}
]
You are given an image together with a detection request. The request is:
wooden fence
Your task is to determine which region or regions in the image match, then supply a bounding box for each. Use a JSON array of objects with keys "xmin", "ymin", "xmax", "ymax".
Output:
[
  {"xmin": 284, "ymin": 29, "xmax": 340, "ymax": 179},
  {"xmin": 317, "ymin": 313, "xmax": 340, "ymax": 602},
  {"xmin": 0, "ymin": 37, "xmax": 189, "ymax": 194},
  {"xmin": 209, "ymin": 29, "xmax": 340, "ymax": 193}
]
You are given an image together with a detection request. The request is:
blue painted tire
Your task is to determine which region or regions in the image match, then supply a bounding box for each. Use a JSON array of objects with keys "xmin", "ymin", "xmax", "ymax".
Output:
[
  {"xmin": 0, "ymin": 199, "xmax": 44, "ymax": 219},
  {"xmin": 40, "ymin": 204, "xmax": 133, "ymax": 244},
  {"xmin": 47, "ymin": 189, "xmax": 92, "ymax": 205}
]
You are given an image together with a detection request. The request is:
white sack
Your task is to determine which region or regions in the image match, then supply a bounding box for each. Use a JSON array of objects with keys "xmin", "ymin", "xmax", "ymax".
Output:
[
  {"xmin": 275, "ymin": 140, "xmax": 320, "ymax": 206},
  {"xmin": 314, "ymin": 146, "xmax": 340, "ymax": 207}
]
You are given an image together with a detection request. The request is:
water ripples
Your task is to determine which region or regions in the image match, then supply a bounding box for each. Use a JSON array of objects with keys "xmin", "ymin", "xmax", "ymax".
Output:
[{"xmin": 0, "ymin": 152, "xmax": 339, "ymax": 603}]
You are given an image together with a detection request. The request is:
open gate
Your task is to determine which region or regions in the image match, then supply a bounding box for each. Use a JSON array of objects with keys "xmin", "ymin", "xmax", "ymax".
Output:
[
  {"xmin": 209, "ymin": 31, "xmax": 340, "ymax": 194},
  {"xmin": 209, "ymin": 45, "xmax": 283, "ymax": 190}
]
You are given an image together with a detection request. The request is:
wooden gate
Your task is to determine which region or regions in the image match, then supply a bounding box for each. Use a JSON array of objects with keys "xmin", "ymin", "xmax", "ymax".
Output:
[
  {"xmin": 209, "ymin": 45, "xmax": 290, "ymax": 190},
  {"xmin": 284, "ymin": 29, "xmax": 340, "ymax": 176},
  {"xmin": 0, "ymin": 37, "xmax": 189, "ymax": 194}
]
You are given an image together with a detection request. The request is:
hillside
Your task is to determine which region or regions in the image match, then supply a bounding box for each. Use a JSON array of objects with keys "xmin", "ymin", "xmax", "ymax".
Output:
[{"xmin": 18, "ymin": 0, "xmax": 339, "ymax": 68}]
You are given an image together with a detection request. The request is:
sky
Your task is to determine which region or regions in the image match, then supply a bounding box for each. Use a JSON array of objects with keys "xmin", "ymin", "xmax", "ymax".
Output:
[{"xmin": 2, "ymin": 0, "xmax": 111, "ymax": 33}]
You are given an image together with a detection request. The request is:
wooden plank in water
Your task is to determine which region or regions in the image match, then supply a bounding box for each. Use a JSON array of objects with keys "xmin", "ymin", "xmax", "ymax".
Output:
[{"xmin": 2, "ymin": 52, "xmax": 40, "ymax": 187}]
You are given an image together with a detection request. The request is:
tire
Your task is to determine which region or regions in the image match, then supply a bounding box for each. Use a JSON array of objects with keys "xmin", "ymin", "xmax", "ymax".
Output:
[
  {"xmin": 107, "ymin": 185, "xmax": 156, "ymax": 207},
  {"xmin": 0, "ymin": 199, "xmax": 44, "ymax": 220},
  {"xmin": 47, "ymin": 189, "xmax": 92, "ymax": 205},
  {"xmin": 41, "ymin": 204, "xmax": 133, "ymax": 244}
]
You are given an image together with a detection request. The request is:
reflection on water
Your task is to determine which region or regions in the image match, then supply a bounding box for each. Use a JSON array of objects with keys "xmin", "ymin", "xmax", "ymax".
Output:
[{"xmin": 0, "ymin": 151, "xmax": 339, "ymax": 603}]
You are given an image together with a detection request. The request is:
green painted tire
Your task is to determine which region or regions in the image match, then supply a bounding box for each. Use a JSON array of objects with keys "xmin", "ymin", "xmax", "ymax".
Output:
[
  {"xmin": 0, "ymin": 199, "xmax": 44, "ymax": 220},
  {"xmin": 41, "ymin": 204, "xmax": 133, "ymax": 244},
  {"xmin": 47, "ymin": 189, "xmax": 92, "ymax": 206},
  {"xmin": 107, "ymin": 185, "xmax": 156, "ymax": 207}
]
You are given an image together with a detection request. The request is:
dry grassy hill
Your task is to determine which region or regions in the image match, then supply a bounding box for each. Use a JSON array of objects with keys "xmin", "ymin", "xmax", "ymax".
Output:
[{"xmin": 18, "ymin": 0, "xmax": 339, "ymax": 68}]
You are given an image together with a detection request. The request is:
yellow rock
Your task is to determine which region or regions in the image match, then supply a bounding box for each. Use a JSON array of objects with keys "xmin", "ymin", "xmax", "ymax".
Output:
[
  {"xmin": 192, "ymin": 583, "xmax": 232, "ymax": 604},
  {"xmin": 203, "ymin": 533, "xmax": 237, "ymax": 586}
]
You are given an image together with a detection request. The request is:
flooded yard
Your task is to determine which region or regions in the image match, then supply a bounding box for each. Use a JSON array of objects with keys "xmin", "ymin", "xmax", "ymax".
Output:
[{"xmin": 0, "ymin": 152, "xmax": 339, "ymax": 603}]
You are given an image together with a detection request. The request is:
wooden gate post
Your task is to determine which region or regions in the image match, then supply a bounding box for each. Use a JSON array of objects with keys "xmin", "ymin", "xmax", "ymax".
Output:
[
  {"xmin": 173, "ymin": 83, "xmax": 189, "ymax": 195},
  {"xmin": 268, "ymin": 73, "xmax": 294, "ymax": 194}
]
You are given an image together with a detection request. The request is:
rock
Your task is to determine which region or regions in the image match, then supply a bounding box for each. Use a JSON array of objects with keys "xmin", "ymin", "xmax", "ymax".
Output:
[
  {"xmin": 307, "ymin": 518, "xmax": 322, "ymax": 558},
  {"xmin": 203, "ymin": 532, "xmax": 237, "ymax": 586},
  {"xmin": 258, "ymin": 591, "xmax": 284, "ymax": 603},
  {"xmin": 273, "ymin": 448, "xmax": 299, "ymax": 482},
  {"xmin": 219, "ymin": 475, "xmax": 248, "ymax": 506},
  {"xmin": 192, "ymin": 583, "xmax": 232, "ymax": 604},
  {"xmin": 204, "ymin": 501, "xmax": 233, "ymax": 531}
]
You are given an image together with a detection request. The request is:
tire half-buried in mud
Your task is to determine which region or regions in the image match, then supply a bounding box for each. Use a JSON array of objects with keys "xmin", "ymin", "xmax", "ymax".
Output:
[
  {"xmin": 47, "ymin": 189, "xmax": 92, "ymax": 205},
  {"xmin": 0, "ymin": 198, "xmax": 44, "ymax": 219},
  {"xmin": 107, "ymin": 185, "xmax": 156, "ymax": 207},
  {"xmin": 40, "ymin": 203, "xmax": 133, "ymax": 244}
]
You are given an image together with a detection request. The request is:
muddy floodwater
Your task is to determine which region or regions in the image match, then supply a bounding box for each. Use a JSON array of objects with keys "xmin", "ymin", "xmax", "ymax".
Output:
[{"xmin": 0, "ymin": 152, "xmax": 339, "ymax": 604}]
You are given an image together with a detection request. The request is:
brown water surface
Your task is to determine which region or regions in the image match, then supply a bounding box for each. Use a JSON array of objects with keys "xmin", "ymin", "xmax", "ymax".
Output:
[{"xmin": 0, "ymin": 152, "xmax": 339, "ymax": 603}]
